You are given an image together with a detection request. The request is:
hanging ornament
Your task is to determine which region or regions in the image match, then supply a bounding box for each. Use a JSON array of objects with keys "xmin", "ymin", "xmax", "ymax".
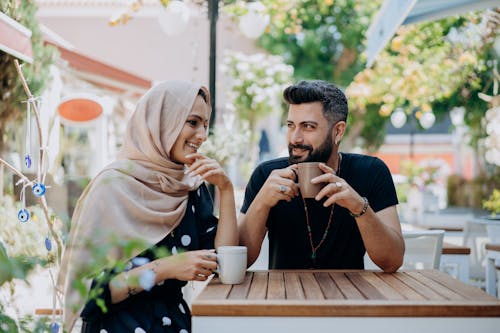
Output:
[
  {"xmin": 49, "ymin": 322, "xmax": 59, "ymax": 333},
  {"xmin": 17, "ymin": 208, "xmax": 30, "ymax": 222},
  {"xmin": 32, "ymin": 182, "xmax": 46, "ymax": 197},
  {"xmin": 45, "ymin": 235, "xmax": 52, "ymax": 251},
  {"xmin": 24, "ymin": 97, "xmax": 33, "ymax": 169},
  {"xmin": 17, "ymin": 181, "xmax": 30, "ymax": 222},
  {"xmin": 24, "ymin": 154, "xmax": 32, "ymax": 168}
]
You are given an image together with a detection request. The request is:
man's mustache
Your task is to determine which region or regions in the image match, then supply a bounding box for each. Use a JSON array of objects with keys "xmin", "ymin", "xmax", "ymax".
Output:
[{"xmin": 288, "ymin": 144, "xmax": 313, "ymax": 152}]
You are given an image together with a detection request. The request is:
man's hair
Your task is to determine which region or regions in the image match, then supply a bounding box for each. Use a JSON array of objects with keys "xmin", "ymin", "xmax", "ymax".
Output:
[{"xmin": 283, "ymin": 80, "xmax": 348, "ymax": 126}]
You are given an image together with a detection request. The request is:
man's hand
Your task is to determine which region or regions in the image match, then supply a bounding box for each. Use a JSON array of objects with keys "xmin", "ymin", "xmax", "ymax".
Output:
[
  {"xmin": 255, "ymin": 166, "xmax": 299, "ymax": 208},
  {"xmin": 312, "ymin": 163, "xmax": 365, "ymax": 214}
]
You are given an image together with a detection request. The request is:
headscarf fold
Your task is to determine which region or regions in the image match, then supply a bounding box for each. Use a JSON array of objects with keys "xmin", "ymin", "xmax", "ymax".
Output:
[{"xmin": 57, "ymin": 81, "xmax": 210, "ymax": 331}]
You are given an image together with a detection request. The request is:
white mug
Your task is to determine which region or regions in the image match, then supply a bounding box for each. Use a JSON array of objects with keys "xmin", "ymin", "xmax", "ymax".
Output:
[{"xmin": 216, "ymin": 246, "xmax": 247, "ymax": 284}]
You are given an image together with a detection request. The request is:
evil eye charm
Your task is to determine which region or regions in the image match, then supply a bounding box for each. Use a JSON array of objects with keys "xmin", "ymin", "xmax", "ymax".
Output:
[
  {"xmin": 18, "ymin": 208, "xmax": 30, "ymax": 222},
  {"xmin": 32, "ymin": 183, "xmax": 46, "ymax": 197},
  {"xmin": 45, "ymin": 236, "xmax": 52, "ymax": 251},
  {"xmin": 24, "ymin": 154, "xmax": 32, "ymax": 168},
  {"xmin": 49, "ymin": 322, "xmax": 59, "ymax": 333}
]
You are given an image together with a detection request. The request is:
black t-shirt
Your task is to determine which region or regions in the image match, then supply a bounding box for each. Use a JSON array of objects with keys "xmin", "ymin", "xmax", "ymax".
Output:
[{"xmin": 241, "ymin": 153, "xmax": 398, "ymax": 269}]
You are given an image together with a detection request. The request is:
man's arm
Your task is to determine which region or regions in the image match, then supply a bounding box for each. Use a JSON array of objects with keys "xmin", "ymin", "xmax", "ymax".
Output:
[
  {"xmin": 314, "ymin": 163, "xmax": 404, "ymax": 272},
  {"xmin": 238, "ymin": 167, "xmax": 298, "ymax": 266},
  {"xmin": 352, "ymin": 204, "xmax": 404, "ymax": 272}
]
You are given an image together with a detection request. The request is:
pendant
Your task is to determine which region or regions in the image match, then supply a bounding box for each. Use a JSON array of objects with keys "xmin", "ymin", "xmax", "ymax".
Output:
[
  {"xmin": 311, "ymin": 252, "xmax": 316, "ymax": 260},
  {"xmin": 32, "ymin": 182, "xmax": 46, "ymax": 197},
  {"xmin": 45, "ymin": 236, "xmax": 52, "ymax": 251},
  {"xmin": 24, "ymin": 154, "xmax": 32, "ymax": 168},
  {"xmin": 18, "ymin": 208, "xmax": 30, "ymax": 222}
]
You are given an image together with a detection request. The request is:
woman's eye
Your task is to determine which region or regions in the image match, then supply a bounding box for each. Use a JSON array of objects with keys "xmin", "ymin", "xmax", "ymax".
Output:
[{"xmin": 187, "ymin": 120, "xmax": 197, "ymax": 126}]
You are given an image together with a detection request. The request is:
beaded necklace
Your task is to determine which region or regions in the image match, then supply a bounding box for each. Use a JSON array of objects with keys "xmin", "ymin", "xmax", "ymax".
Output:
[{"xmin": 301, "ymin": 153, "xmax": 342, "ymax": 265}]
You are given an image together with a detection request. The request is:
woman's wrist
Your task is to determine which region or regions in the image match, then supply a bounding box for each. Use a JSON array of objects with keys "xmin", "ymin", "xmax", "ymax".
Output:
[{"xmin": 217, "ymin": 180, "xmax": 234, "ymax": 192}]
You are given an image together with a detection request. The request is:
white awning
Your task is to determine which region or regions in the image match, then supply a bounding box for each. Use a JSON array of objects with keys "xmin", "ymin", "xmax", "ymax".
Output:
[
  {"xmin": 0, "ymin": 11, "xmax": 33, "ymax": 63},
  {"xmin": 365, "ymin": 0, "xmax": 498, "ymax": 67}
]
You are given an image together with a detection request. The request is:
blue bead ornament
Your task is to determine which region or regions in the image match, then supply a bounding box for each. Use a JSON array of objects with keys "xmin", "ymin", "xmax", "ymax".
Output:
[
  {"xmin": 32, "ymin": 183, "xmax": 46, "ymax": 197},
  {"xmin": 24, "ymin": 154, "xmax": 32, "ymax": 168},
  {"xmin": 49, "ymin": 322, "xmax": 59, "ymax": 333},
  {"xmin": 17, "ymin": 208, "xmax": 30, "ymax": 222},
  {"xmin": 45, "ymin": 236, "xmax": 52, "ymax": 251}
]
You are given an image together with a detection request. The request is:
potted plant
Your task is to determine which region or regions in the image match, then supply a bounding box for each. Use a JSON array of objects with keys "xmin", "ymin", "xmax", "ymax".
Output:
[{"xmin": 482, "ymin": 189, "xmax": 500, "ymax": 242}]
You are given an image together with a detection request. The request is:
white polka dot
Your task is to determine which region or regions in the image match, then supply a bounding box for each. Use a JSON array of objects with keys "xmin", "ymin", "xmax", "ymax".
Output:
[
  {"xmin": 134, "ymin": 328, "xmax": 146, "ymax": 333},
  {"xmin": 197, "ymin": 188, "xmax": 201, "ymax": 196},
  {"xmin": 157, "ymin": 280, "xmax": 165, "ymax": 286},
  {"xmin": 162, "ymin": 316, "xmax": 172, "ymax": 326},
  {"xmin": 178, "ymin": 303, "xmax": 186, "ymax": 314},
  {"xmin": 172, "ymin": 246, "xmax": 178, "ymax": 255},
  {"xmin": 206, "ymin": 226, "xmax": 215, "ymax": 233},
  {"xmin": 191, "ymin": 205, "xmax": 195, "ymax": 213},
  {"xmin": 179, "ymin": 329, "xmax": 188, "ymax": 333},
  {"xmin": 99, "ymin": 330, "xmax": 108, "ymax": 333},
  {"xmin": 181, "ymin": 235, "xmax": 191, "ymax": 246}
]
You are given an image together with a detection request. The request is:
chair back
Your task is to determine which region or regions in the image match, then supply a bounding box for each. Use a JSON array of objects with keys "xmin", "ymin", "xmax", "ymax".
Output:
[{"xmin": 402, "ymin": 230, "xmax": 444, "ymax": 269}]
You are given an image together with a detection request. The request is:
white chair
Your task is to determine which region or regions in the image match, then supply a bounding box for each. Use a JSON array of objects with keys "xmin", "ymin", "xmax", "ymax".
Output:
[
  {"xmin": 364, "ymin": 230, "xmax": 444, "ymax": 270},
  {"xmin": 402, "ymin": 230, "xmax": 444, "ymax": 269}
]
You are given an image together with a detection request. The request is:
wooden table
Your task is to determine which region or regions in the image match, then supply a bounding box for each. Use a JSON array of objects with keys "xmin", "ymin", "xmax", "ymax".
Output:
[{"xmin": 192, "ymin": 270, "xmax": 500, "ymax": 333}]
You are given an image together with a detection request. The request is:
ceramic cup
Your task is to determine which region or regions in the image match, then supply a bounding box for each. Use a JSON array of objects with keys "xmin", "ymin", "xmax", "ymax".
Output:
[
  {"xmin": 216, "ymin": 246, "xmax": 247, "ymax": 284},
  {"xmin": 297, "ymin": 162, "xmax": 324, "ymax": 198}
]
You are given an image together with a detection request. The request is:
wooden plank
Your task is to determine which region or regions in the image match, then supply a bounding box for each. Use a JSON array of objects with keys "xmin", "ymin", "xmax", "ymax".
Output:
[
  {"xmin": 486, "ymin": 243, "xmax": 500, "ymax": 252},
  {"xmin": 267, "ymin": 271, "xmax": 285, "ymax": 299},
  {"xmin": 421, "ymin": 270, "xmax": 499, "ymax": 301},
  {"xmin": 314, "ymin": 272, "xmax": 344, "ymax": 299},
  {"xmin": 393, "ymin": 272, "xmax": 446, "ymax": 300},
  {"xmin": 228, "ymin": 272, "xmax": 253, "ymax": 299},
  {"xmin": 299, "ymin": 272, "xmax": 324, "ymax": 300},
  {"xmin": 442, "ymin": 242, "xmax": 470, "ymax": 255},
  {"xmin": 196, "ymin": 276, "xmax": 232, "ymax": 300},
  {"xmin": 345, "ymin": 271, "xmax": 386, "ymax": 300},
  {"xmin": 35, "ymin": 308, "xmax": 62, "ymax": 315},
  {"xmin": 374, "ymin": 272, "xmax": 426, "ymax": 300},
  {"xmin": 191, "ymin": 299, "xmax": 500, "ymax": 317},
  {"xmin": 329, "ymin": 272, "xmax": 365, "ymax": 299},
  {"xmin": 406, "ymin": 271, "xmax": 464, "ymax": 300},
  {"xmin": 284, "ymin": 272, "xmax": 305, "ymax": 300},
  {"xmin": 247, "ymin": 271, "xmax": 268, "ymax": 300},
  {"xmin": 358, "ymin": 271, "xmax": 405, "ymax": 300}
]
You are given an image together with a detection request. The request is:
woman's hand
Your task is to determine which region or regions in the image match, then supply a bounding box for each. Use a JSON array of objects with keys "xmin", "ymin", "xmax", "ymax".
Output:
[
  {"xmin": 185, "ymin": 153, "xmax": 232, "ymax": 191},
  {"xmin": 161, "ymin": 249, "xmax": 218, "ymax": 282}
]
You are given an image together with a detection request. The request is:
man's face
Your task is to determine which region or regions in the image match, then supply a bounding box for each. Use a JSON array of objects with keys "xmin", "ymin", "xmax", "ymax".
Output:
[{"xmin": 286, "ymin": 102, "xmax": 334, "ymax": 164}]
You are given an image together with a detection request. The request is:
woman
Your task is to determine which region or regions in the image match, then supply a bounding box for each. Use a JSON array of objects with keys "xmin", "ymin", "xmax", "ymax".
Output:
[{"xmin": 58, "ymin": 81, "xmax": 238, "ymax": 333}]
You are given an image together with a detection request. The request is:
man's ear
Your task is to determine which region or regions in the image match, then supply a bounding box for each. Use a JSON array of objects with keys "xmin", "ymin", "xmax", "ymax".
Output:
[{"xmin": 333, "ymin": 121, "xmax": 346, "ymax": 145}]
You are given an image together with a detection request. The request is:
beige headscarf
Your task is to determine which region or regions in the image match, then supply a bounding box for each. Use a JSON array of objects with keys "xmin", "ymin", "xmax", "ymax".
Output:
[{"xmin": 57, "ymin": 80, "xmax": 210, "ymax": 331}]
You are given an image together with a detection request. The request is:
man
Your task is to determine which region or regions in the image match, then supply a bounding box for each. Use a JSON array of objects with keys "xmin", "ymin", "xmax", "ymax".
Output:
[{"xmin": 238, "ymin": 80, "xmax": 404, "ymax": 272}]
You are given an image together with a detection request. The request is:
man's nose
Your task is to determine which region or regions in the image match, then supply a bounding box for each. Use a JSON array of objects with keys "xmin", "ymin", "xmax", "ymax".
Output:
[{"xmin": 289, "ymin": 128, "xmax": 303, "ymax": 144}]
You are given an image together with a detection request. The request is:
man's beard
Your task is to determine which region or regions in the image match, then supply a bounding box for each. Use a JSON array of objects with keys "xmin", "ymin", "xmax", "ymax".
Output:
[{"xmin": 288, "ymin": 135, "xmax": 334, "ymax": 164}]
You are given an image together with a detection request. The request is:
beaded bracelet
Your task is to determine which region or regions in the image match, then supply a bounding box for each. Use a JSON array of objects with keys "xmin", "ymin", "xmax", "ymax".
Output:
[{"xmin": 349, "ymin": 197, "xmax": 369, "ymax": 218}]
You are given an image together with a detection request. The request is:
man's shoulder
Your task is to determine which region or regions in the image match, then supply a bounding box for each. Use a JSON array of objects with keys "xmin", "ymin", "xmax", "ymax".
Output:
[{"xmin": 343, "ymin": 153, "xmax": 385, "ymax": 167}]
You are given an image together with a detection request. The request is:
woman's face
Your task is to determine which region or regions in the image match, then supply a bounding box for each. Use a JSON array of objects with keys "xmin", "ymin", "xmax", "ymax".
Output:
[{"xmin": 170, "ymin": 95, "xmax": 210, "ymax": 164}]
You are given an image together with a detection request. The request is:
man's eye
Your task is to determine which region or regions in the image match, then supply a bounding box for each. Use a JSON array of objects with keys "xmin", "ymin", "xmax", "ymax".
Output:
[
  {"xmin": 304, "ymin": 124, "xmax": 315, "ymax": 129},
  {"xmin": 287, "ymin": 123, "xmax": 294, "ymax": 128}
]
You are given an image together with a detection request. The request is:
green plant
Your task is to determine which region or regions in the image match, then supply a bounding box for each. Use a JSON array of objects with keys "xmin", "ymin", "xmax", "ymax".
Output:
[
  {"xmin": 483, "ymin": 189, "xmax": 500, "ymax": 216},
  {"xmin": 220, "ymin": 50, "xmax": 293, "ymax": 134},
  {"xmin": 0, "ymin": 0, "xmax": 56, "ymax": 154}
]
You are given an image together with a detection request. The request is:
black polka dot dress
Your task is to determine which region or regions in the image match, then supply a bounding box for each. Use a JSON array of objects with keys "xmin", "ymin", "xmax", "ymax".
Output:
[{"xmin": 80, "ymin": 184, "xmax": 218, "ymax": 333}]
